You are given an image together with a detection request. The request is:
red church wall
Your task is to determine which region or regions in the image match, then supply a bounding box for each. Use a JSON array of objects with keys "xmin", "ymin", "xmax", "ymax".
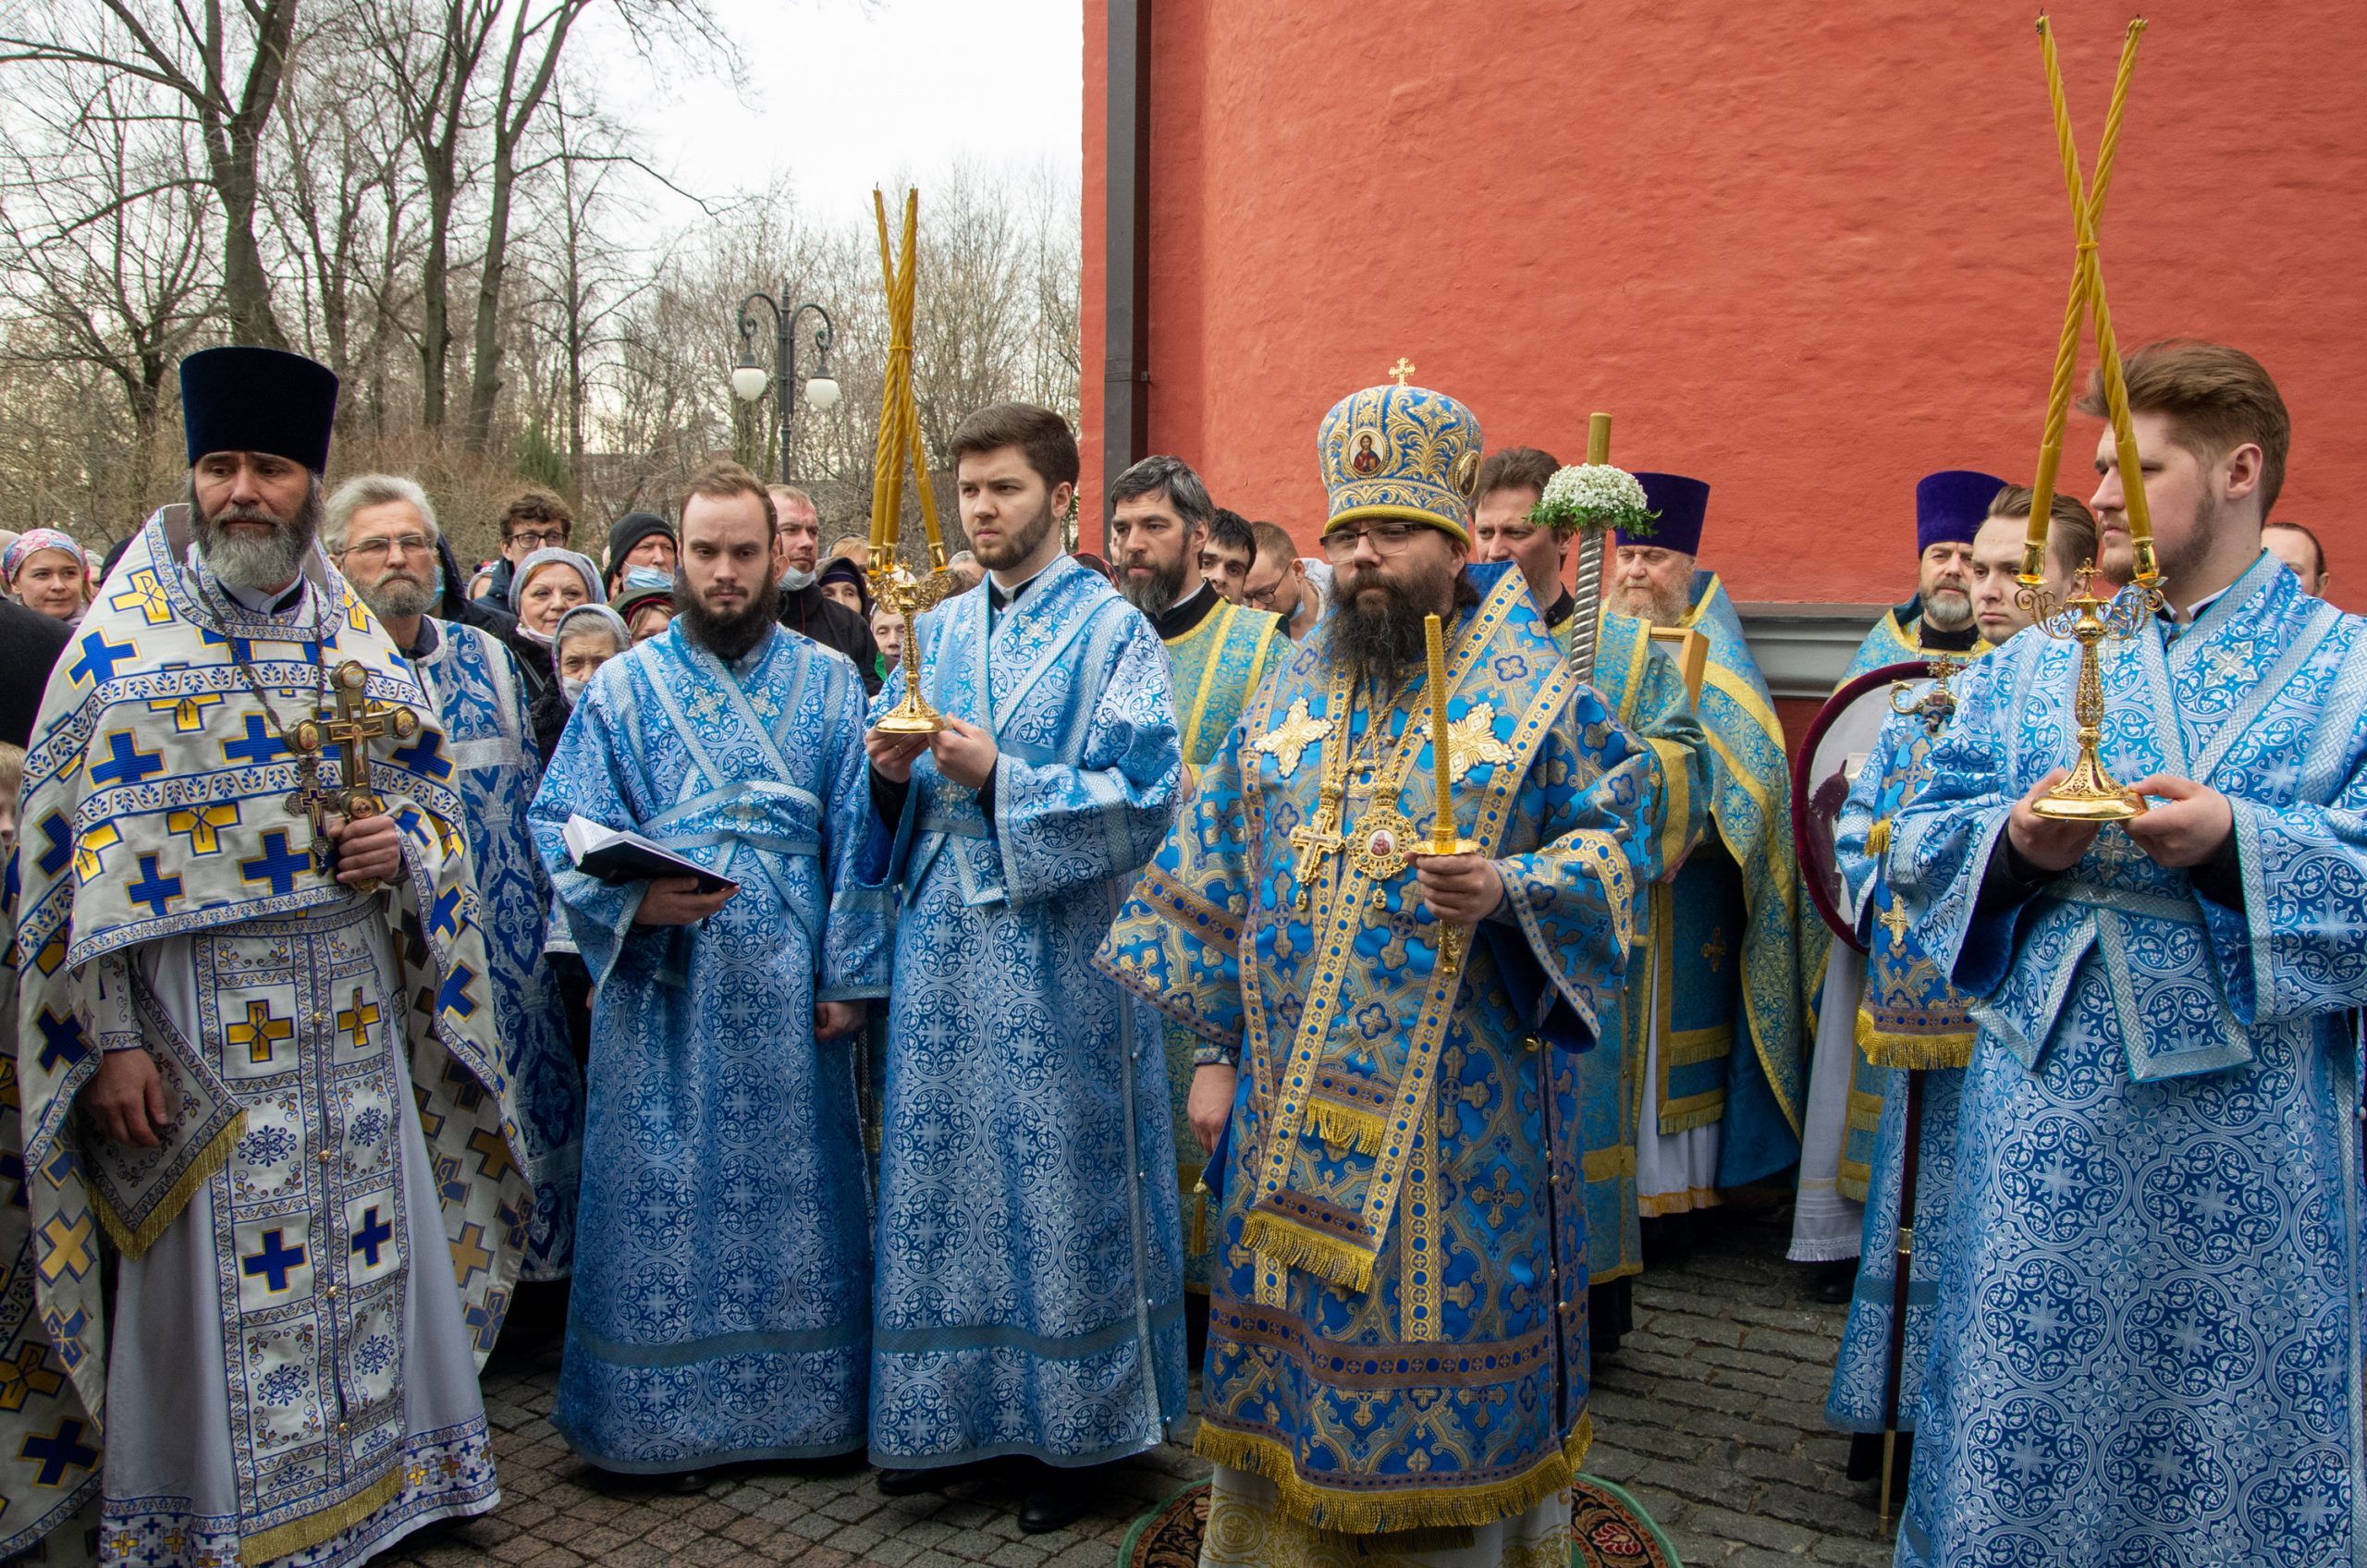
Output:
[{"xmin": 1080, "ymin": 0, "xmax": 2365, "ymax": 615}]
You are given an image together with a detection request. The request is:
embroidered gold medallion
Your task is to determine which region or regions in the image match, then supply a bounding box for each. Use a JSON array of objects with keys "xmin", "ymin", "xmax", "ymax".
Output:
[{"xmin": 1351, "ymin": 808, "xmax": 1417, "ymax": 881}]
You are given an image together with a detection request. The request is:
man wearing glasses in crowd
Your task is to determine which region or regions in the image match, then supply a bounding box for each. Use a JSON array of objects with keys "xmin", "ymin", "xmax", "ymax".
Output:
[
  {"xmin": 1242, "ymin": 520, "xmax": 1331, "ymax": 640},
  {"xmin": 472, "ymin": 485, "xmax": 576, "ymax": 614}
]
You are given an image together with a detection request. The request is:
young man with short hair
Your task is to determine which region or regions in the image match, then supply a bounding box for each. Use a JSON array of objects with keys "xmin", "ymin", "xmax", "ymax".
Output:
[
  {"xmin": 533, "ymin": 459, "xmax": 886, "ymax": 1488},
  {"xmin": 2263, "ymin": 519, "xmax": 2329, "ymax": 596},
  {"xmin": 1199, "ymin": 507, "xmax": 1257, "ymax": 603},
  {"xmin": 1470, "ymin": 445, "xmax": 1572, "ymax": 623},
  {"xmin": 474, "ymin": 485, "xmax": 575, "ymax": 611},
  {"xmin": 865, "ymin": 406, "xmax": 1185, "ymax": 1533},
  {"xmin": 1890, "ymin": 339, "xmax": 2367, "ymax": 1566},
  {"xmin": 1243, "ymin": 520, "xmax": 1329, "ymax": 640}
]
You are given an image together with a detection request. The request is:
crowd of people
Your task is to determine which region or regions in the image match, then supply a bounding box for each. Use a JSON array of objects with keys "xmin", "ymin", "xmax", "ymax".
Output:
[{"xmin": 0, "ymin": 330, "xmax": 2356, "ymax": 1568}]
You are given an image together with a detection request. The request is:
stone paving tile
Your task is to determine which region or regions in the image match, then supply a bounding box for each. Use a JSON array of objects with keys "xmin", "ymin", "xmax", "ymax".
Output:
[{"xmin": 374, "ymin": 1200, "xmax": 1894, "ymax": 1566}]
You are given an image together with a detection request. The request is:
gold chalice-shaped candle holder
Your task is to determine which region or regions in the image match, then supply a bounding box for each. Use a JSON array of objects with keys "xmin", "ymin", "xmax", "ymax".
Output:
[
  {"xmin": 865, "ymin": 185, "xmax": 955, "ymax": 735},
  {"xmin": 2014, "ymin": 14, "xmax": 2165, "ymax": 826}
]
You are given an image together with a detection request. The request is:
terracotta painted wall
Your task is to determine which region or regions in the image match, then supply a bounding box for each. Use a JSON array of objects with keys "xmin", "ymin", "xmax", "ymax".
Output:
[{"xmin": 1081, "ymin": 0, "xmax": 2365, "ymax": 614}]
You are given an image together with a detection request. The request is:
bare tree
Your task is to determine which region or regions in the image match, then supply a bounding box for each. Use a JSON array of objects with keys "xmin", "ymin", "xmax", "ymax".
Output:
[{"xmin": 2, "ymin": 0, "xmax": 301, "ymax": 346}]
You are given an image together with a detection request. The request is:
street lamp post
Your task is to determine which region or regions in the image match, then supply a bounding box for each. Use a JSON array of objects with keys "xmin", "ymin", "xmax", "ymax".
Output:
[{"xmin": 730, "ymin": 290, "xmax": 840, "ymax": 484}]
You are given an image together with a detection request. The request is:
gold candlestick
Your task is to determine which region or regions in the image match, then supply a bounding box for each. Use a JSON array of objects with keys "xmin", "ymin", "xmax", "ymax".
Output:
[{"xmin": 1423, "ymin": 613, "xmax": 1476, "ymax": 977}]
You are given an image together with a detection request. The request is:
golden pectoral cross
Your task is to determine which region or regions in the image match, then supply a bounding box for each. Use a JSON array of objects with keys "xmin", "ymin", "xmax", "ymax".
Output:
[
  {"xmin": 1288, "ymin": 787, "xmax": 1345, "ymax": 910},
  {"xmin": 319, "ymin": 661, "xmax": 420, "ymax": 893}
]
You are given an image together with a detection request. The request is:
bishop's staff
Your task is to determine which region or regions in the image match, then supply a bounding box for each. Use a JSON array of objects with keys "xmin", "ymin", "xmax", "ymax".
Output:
[
  {"xmin": 866, "ymin": 187, "xmax": 958, "ymax": 734},
  {"xmin": 2014, "ymin": 15, "xmax": 2164, "ymax": 823}
]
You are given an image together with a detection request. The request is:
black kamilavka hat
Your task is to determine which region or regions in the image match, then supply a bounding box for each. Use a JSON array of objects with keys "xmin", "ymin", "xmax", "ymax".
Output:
[{"xmin": 179, "ymin": 345, "xmax": 339, "ymax": 473}]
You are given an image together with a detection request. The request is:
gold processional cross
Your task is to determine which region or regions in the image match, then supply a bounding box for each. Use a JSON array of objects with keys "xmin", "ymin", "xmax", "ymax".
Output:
[{"xmin": 291, "ymin": 661, "xmax": 420, "ymax": 893}]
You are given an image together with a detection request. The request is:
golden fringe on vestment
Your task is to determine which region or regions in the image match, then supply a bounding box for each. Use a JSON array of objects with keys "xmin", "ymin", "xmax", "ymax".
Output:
[
  {"xmin": 239, "ymin": 1454, "xmax": 407, "ymax": 1565},
  {"xmin": 1656, "ymin": 1101, "xmax": 1725, "ymax": 1136},
  {"xmin": 1195, "ymin": 1415, "xmax": 1593, "ymax": 1537},
  {"xmin": 1239, "ymin": 1213, "xmax": 1375, "ymax": 1293},
  {"xmin": 1307, "ymin": 1100, "xmax": 1387, "ymax": 1157},
  {"xmin": 92, "ymin": 1109, "xmax": 250, "ymax": 1260},
  {"xmin": 1855, "ymin": 1010, "xmax": 1975, "ymax": 1071},
  {"xmin": 1866, "ymin": 818, "xmax": 1892, "ymax": 859}
]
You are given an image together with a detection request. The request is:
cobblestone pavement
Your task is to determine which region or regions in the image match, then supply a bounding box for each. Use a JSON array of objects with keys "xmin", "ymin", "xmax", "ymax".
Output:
[{"xmin": 377, "ymin": 1199, "xmax": 1893, "ymax": 1568}]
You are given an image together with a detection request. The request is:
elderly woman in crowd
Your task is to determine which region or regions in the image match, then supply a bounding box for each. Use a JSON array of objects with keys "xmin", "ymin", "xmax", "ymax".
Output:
[
  {"xmin": 6, "ymin": 529, "xmax": 93, "ymax": 623},
  {"xmin": 509, "ymin": 545, "xmax": 606, "ymax": 757}
]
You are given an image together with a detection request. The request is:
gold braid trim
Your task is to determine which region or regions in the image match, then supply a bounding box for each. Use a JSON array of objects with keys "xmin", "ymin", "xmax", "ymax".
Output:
[
  {"xmin": 92, "ymin": 1109, "xmax": 249, "ymax": 1260},
  {"xmin": 1197, "ymin": 1415, "xmax": 1593, "ymax": 1536},
  {"xmin": 239, "ymin": 1456, "xmax": 407, "ymax": 1565},
  {"xmin": 1239, "ymin": 1212, "xmax": 1376, "ymax": 1293},
  {"xmin": 1307, "ymin": 1100, "xmax": 1387, "ymax": 1157},
  {"xmin": 1855, "ymin": 1010, "xmax": 1976, "ymax": 1071}
]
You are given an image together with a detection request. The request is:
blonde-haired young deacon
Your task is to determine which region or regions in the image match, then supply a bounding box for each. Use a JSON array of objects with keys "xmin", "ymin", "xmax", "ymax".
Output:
[
  {"xmin": 1888, "ymin": 340, "xmax": 2367, "ymax": 1564},
  {"xmin": 1100, "ymin": 375, "xmax": 1674, "ymax": 1564},
  {"xmin": 0, "ymin": 347, "xmax": 529, "ymax": 1563}
]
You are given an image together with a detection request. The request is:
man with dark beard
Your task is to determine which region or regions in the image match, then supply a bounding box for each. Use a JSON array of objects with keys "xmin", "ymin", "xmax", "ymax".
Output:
[
  {"xmin": 3, "ymin": 346, "xmax": 528, "ymax": 1562},
  {"xmin": 863, "ymin": 405, "xmax": 1184, "ymax": 1533},
  {"xmin": 530, "ymin": 458, "xmax": 887, "ymax": 1484},
  {"xmin": 1106, "ymin": 453, "xmax": 1281, "ymax": 1317},
  {"xmin": 325, "ymin": 474, "xmax": 582, "ymax": 1290},
  {"xmin": 1100, "ymin": 373, "xmax": 1683, "ymax": 1564}
]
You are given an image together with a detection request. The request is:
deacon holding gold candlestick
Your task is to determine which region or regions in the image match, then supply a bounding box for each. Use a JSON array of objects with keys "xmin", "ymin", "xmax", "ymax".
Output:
[
  {"xmin": 1873, "ymin": 18, "xmax": 2367, "ymax": 1564},
  {"xmin": 1102, "ymin": 366, "xmax": 1686, "ymax": 1554}
]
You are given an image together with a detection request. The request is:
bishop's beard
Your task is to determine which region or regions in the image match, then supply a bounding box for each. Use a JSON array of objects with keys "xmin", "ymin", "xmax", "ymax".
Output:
[
  {"xmin": 191, "ymin": 479, "xmax": 324, "ymax": 594},
  {"xmin": 676, "ymin": 569, "xmax": 779, "ymax": 662},
  {"xmin": 1327, "ymin": 557, "xmax": 1477, "ymax": 696}
]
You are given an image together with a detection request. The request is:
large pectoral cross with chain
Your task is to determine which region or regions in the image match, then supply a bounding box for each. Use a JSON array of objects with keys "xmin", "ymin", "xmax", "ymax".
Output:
[{"xmin": 1287, "ymin": 783, "xmax": 1345, "ymax": 910}]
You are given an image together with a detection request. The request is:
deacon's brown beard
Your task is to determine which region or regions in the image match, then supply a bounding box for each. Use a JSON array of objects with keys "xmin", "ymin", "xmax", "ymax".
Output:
[{"xmin": 674, "ymin": 566, "xmax": 781, "ymax": 662}]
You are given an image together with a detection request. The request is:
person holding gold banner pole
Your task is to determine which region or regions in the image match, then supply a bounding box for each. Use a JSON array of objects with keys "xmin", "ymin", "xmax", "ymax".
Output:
[
  {"xmin": 1099, "ymin": 367, "xmax": 1676, "ymax": 1564},
  {"xmin": 1881, "ymin": 22, "xmax": 2367, "ymax": 1566}
]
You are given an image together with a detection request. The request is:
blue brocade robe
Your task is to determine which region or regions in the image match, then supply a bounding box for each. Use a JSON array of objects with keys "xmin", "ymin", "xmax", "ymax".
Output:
[
  {"xmin": 1553, "ymin": 611, "xmax": 1708, "ymax": 1289},
  {"xmin": 869, "ymin": 556, "xmax": 1187, "ymax": 1469},
  {"xmin": 1648, "ymin": 573, "xmax": 1804, "ymax": 1198},
  {"xmin": 531, "ymin": 623, "xmax": 890, "ymax": 1473},
  {"xmin": 409, "ymin": 619, "xmax": 582, "ymax": 1280},
  {"xmin": 1100, "ymin": 562, "xmax": 1668, "ymax": 1534},
  {"xmin": 1160, "ymin": 595, "xmax": 1284, "ymax": 1292},
  {"xmin": 1888, "ymin": 552, "xmax": 2367, "ymax": 1567},
  {"xmin": 1822, "ymin": 695, "xmax": 1976, "ymax": 1437}
]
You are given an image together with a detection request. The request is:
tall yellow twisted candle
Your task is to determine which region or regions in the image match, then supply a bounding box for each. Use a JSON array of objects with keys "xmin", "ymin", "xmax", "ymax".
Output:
[
  {"xmin": 1428, "ymin": 613, "xmax": 1456, "ymax": 855},
  {"xmin": 869, "ymin": 190, "xmax": 909, "ymax": 558}
]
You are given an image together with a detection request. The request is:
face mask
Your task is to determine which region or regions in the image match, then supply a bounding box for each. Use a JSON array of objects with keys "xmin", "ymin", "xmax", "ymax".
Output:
[
  {"xmin": 561, "ymin": 676, "xmax": 587, "ymax": 703},
  {"xmin": 779, "ymin": 566, "xmax": 816, "ymax": 593},
  {"xmin": 619, "ymin": 565, "xmax": 673, "ymax": 593}
]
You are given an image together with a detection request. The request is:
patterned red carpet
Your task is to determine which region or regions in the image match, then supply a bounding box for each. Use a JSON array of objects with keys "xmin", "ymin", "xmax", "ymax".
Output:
[{"xmin": 1116, "ymin": 1477, "xmax": 1682, "ymax": 1568}]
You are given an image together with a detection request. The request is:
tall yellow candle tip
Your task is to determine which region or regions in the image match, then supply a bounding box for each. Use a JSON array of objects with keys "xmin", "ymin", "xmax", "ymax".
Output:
[
  {"xmin": 1427, "ymin": 613, "xmax": 1455, "ymax": 854},
  {"xmin": 1587, "ymin": 413, "xmax": 1612, "ymax": 466}
]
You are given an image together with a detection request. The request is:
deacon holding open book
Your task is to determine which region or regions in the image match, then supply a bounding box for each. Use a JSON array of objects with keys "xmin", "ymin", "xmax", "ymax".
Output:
[{"xmin": 529, "ymin": 459, "xmax": 892, "ymax": 1487}]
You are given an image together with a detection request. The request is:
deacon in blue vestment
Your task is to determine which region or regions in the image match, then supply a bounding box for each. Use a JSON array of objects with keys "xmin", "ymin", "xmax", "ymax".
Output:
[
  {"xmin": 1888, "ymin": 342, "xmax": 2367, "ymax": 1567},
  {"xmin": 532, "ymin": 462, "xmax": 889, "ymax": 1479},
  {"xmin": 1792, "ymin": 470, "xmax": 2001, "ymax": 1274},
  {"xmin": 1607, "ymin": 477, "xmax": 1805, "ymax": 1214},
  {"xmin": 1101, "ymin": 376, "xmax": 1671, "ymax": 1563},
  {"xmin": 327, "ymin": 473, "xmax": 583, "ymax": 1282},
  {"xmin": 863, "ymin": 405, "xmax": 1185, "ymax": 1535}
]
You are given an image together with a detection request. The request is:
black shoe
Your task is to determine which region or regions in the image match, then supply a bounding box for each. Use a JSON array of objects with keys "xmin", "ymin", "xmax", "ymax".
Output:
[
  {"xmin": 876, "ymin": 1466, "xmax": 942, "ymax": 1497},
  {"xmin": 663, "ymin": 1468, "xmax": 711, "ymax": 1494},
  {"xmin": 1809, "ymin": 1259, "xmax": 1858, "ymax": 1305},
  {"xmin": 1017, "ymin": 1469, "xmax": 1098, "ymax": 1535}
]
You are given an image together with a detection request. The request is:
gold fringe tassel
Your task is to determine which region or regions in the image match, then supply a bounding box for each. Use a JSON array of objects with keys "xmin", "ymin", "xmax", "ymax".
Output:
[
  {"xmin": 1855, "ymin": 1011, "xmax": 1975, "ymax": 1072},
  {"xmin": 1307, "ymin": 1100, "xmax": 1387, "ymax": 1157},
  {"xmin": 1196, "ymin": 1415, "xmax": 1591, "ymax": 1537},
  {"xmin": 1656, "ymin": 1099, "xmax": 1727, "ymax": 1137},
  {"xmin": 240, "ymin": 1457, "xmax": 408, "ymax": 1565},
  {"xmin": 1239, "ymin": 1212, "xmax": 1375, "ymax": 1293},
  {"xmin": 92, "ymin": 1109, "xmax": 249, "ymax": 1261}
]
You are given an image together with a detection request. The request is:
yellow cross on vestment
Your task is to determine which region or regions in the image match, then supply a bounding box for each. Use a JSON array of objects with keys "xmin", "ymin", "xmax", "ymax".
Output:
[
  {"xmin": 1253, "ymin": 697, "xmax": 1331, "ymax": 776},
  {"xmin": 1700, "ymin": 926, "xmax": 1730, "ymax": 973},
  {"xmin": 1876, "ymin": 903, "xmax": 1913, "ymax": 943},
  {"xmin": 337, "ymin": 987, "xmax": 379, "ymax": 1050}
]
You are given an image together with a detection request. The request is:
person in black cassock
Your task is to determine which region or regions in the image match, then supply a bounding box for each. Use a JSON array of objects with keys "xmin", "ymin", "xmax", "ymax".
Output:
[
  {"xmin": 0, "ymin": 596, "xmax": 71, "ymax": 746},
  {"xmin": 769, "ymin": 483, "xmax": 881, "ymax": 693}
]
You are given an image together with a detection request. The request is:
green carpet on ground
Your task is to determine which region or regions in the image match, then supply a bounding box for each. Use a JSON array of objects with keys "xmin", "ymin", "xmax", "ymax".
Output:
[{"xmin": 1116, "ymin": 1476, "xmax": 1683, "ymax": 1567}]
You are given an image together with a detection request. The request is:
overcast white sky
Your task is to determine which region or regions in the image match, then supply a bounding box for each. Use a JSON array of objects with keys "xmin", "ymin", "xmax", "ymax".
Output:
[{"xmin": 588, "ymin": 0, "xmax": 1085, "ymax": 220}]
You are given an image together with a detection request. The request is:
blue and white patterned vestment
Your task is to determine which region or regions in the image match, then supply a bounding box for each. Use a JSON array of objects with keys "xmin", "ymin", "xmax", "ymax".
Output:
[
  {"xmin": 531, "ymin": 622, "xmax": 889, "ymax": 1474},
  {"xmin": 1887, "ymin": 552, "xmax": 2367, "ymax": 1568},
  {"xmin": 409, "ymin": 618, "xmax": 581, "ymax": 1280},
  {"xmin": 868, "ymin": 555, "xmax": 1187, "ymax": 1470}
]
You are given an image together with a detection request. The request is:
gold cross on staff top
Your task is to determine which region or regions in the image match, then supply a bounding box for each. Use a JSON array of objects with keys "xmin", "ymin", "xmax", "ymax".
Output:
[
  {"xmin": 1388, "ymin": 358, "xmax": 1417, "ymax": 386},
  {"xmin": 323, "ymin": 660, "xmax": 419, "ymax": 821}
]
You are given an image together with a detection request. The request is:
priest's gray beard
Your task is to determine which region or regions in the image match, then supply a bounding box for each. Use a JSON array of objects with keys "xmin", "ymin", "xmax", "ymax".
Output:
[
  {"xmin": 1607, "ymin": 580, "xmax": 1689, "ymax": 630},
  {"xmin": 1118, "ymin": 547, "xmax": 1189, "ymax": 620},
  {"xmin": 1328, "ymin": 557, "xmax": 1477, "ymax": 696},
  {"xmin": 350, "ymin": 562, "xmax": 437, "ymax": 622},
  {"xmin": 192, "ymin": 479, "xmax": 325, "ymax": 593},
  {"xmin": 675, "ymin": 567, "xmax": 780, "ymax": 662}
]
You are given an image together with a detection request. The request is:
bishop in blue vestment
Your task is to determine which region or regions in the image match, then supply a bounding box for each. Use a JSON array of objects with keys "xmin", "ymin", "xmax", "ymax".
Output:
[
  {"xmin": 1888, "ymin": 350, "xmax": 2367, "ymax": 1566},
  {"xmin": 532, "ymin": 470, "xmax": 890, "ymax": 1477}
]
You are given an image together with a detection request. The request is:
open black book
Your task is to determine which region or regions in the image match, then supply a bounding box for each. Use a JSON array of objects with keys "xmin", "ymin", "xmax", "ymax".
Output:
[{"xmin": 561, "ymin": 815, "xmax": 738, "ymax": 894}]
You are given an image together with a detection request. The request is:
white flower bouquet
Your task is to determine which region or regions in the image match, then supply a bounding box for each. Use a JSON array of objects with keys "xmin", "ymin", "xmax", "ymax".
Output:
[{"xmin": 1527, "ymin": 463, "xmax": 1656, "ymax": 538}]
